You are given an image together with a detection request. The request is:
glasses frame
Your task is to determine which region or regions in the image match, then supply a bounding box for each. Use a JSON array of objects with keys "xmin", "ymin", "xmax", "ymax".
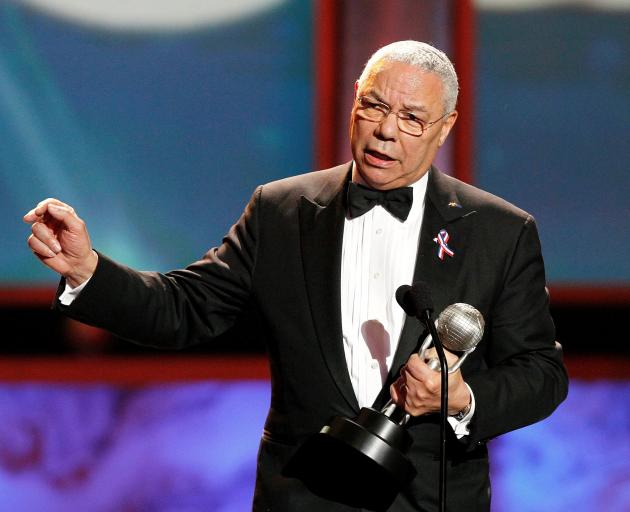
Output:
[{"xmin": 355, "ymin": 95, "xmax": 451, "ymax": 137}]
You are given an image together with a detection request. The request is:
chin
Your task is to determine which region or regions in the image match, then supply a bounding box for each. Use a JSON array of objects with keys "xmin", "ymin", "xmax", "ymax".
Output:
[{"xmin": 362, "ymin": 170, "xmax": 402, "ymax": 190}]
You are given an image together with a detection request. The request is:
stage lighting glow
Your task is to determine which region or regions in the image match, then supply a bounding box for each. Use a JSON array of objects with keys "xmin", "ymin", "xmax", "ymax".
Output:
[{"xmin": 14, "ymin": 0, "xmax": 286, "ymax": 32}]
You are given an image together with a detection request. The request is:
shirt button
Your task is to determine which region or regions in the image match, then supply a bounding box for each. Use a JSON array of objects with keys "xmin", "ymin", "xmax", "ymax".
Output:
[
  {"xmin": 375, "ymin": 228, "xmax": 383, "ymax": 235},
  {"xmin": 371, "ymin": 362, "xmax": 378, "ymax": 369},
  {"xmin": 373, "ymin": 272, "xmax": 380, "ymax": 279}
]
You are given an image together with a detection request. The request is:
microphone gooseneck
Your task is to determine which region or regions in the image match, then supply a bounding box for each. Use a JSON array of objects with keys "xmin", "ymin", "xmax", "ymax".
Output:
[
  {"xmin": 396, "ymin": 282, "xmax": 448, "ymax": 512},
  {"xmin": 394, "ymin": 284, "xmax": 486, "ymax": 512}
]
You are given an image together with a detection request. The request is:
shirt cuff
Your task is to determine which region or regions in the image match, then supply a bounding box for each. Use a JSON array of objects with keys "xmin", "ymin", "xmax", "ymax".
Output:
[
  {"xmin": 58, "ymin": 277, "xmax": 91, "ymax": 306},
  {"xmin": 447, "ymin": 383, "xmax": 476, "ymax": 439}
]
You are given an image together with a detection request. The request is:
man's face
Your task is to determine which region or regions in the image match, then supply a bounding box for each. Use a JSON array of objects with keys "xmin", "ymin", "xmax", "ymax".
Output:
[{"xmin": 350, "ymin": 60, "xmax": 457, "ymax": 190}]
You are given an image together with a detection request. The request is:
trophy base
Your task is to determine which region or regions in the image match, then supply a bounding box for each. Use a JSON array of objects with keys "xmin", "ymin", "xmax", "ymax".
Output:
[{"xmin": 284, "ymin": 408, "xmax": 417, "ymax": 511}]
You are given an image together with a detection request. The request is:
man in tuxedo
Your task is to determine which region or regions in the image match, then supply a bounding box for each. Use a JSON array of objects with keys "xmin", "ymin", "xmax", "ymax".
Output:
[{"xmin": 24, "ymin": 41, "xmax": 568, "ymax": 511}]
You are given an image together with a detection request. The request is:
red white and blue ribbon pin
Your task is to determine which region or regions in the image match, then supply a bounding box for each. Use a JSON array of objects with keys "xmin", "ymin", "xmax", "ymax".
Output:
[{"xmin": 433, "ymin": 229, "xmax": 454, "ymax": 260}]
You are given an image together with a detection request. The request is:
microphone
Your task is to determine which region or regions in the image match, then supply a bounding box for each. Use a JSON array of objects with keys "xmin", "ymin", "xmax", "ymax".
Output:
[{"xmin": 395, "ymin": 282, "xmax": 433, "ymax": 323}]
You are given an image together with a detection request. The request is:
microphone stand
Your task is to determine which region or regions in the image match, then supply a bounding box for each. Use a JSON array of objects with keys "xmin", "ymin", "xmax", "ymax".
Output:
[{"xmin": 423, "ymin": 317, "xmax": 448, "ymax": 512}]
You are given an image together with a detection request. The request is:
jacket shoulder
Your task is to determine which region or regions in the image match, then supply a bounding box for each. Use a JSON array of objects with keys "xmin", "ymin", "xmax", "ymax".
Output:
[
  {"xmin": 258, "ymin": 163, "xmax": 350, "ymax": 209},
  {"xmin": 438, "ymin": 172, "xmax": 533, "ymax": 224}
]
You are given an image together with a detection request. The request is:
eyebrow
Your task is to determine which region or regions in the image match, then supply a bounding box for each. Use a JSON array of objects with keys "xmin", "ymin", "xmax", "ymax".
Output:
[
  {"xmin": 366, "ymin": 91, "xmax": 429, "ymax": 113},
  {"xmin": 402, "ymin": 101, "xmax": 429, "ymax": 113}
]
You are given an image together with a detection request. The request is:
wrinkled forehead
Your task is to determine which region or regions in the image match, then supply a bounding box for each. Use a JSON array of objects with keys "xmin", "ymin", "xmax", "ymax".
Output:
[
  {"xmin": 360, "ymin": 59, "xmax": 424, "ymax": 87},
  {"xmin": 358, "ymin": 59, "xmax": 445, "ymax": 108}
]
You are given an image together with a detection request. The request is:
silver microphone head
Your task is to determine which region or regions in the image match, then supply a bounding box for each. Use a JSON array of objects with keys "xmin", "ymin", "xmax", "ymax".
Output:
[{"xmin": 436, "ymin": 303, "xmax": 485, "ymax": 352}]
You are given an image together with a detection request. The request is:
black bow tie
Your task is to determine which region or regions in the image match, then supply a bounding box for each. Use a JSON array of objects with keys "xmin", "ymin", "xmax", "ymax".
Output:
[{"xmin": 347, "ymin": 182, "xmax": 413, "ymax": 221}]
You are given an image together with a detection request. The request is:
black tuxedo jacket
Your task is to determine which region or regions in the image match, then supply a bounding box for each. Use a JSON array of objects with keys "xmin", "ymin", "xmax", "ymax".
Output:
[{"xmin": 56, "ymin": 163, "xmax": 568, "ymax": 511}]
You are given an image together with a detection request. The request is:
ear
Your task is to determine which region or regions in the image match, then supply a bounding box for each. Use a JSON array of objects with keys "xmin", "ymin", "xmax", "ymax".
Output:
[
  {"xmin": 354, "ymin": 80, "xmax": 359, "ymax": 97},
  {"xmin": 438, "ymin": 110, "xmax": 458, "ymax": 147}
]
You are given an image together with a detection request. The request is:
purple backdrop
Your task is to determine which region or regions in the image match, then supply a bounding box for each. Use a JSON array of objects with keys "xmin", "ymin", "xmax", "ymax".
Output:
[{"xmin": 0, "ymin": 379, "xmax": 627, "ymax": 511}]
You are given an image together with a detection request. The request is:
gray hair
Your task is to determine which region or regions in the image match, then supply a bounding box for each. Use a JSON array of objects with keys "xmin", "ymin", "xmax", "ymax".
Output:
[{"xmin": 357, "ymin": 40, "xmax": 459, "ymax": 113}]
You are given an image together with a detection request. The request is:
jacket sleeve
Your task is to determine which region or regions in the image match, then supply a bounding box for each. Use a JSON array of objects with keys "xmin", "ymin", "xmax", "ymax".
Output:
[
  {"xmin": 465, "ymin": 216, "xmax": 569, "ymax": 445},
  {"xmin": 53, "ymin": 186, "xmax": 262, "ymax": 349}
]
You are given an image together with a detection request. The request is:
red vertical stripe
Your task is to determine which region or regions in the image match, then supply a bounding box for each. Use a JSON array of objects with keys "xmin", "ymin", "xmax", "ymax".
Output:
[
  {"xmin": 313, "ymin": 0, "xmax": 339, "ymax": 170},
  {"xmin": 452, "ymin": 0, "xmax": 475, "ymax": 185}
]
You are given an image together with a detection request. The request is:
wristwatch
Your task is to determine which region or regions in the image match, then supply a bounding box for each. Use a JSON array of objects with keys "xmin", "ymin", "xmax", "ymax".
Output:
[{"xmin": 451, "ymin": 401, "xmax": 472, "ymax": 421}]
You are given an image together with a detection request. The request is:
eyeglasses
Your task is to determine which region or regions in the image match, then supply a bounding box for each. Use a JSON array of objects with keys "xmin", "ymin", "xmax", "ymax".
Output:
[{"xmin": 354, "ymin": 96, "xmax": 450, "ymax": 137}]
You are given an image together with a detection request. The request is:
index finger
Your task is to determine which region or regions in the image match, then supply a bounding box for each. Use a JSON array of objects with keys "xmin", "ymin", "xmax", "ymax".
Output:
[{"xmin": 404, "ymin": 354, "xmax": 433, "ymax": 380}]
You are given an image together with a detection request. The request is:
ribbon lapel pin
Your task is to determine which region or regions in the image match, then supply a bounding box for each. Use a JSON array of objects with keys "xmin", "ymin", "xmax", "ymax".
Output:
[{"xmin": 433, "ymin": 229, "xmax": 454, "ymax": 260}]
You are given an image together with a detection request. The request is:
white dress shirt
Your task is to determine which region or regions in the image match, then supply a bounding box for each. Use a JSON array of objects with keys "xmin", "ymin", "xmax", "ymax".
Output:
[
  {"xmin": 340, "ymin": 172, "xmax": 428, "ymax": 408},
  {"xmin": 341, "ymin": 167, "xmax": 474, "ymax": 436}
]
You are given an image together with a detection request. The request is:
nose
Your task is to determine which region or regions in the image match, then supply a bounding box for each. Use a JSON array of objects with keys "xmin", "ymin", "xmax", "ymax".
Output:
[{"xmin": 375, "ymin": 111, "xmax": 399, "ymax": 141}]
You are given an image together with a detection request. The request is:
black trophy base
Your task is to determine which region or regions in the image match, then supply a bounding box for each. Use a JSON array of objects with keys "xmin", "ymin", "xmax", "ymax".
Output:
[{"xmin": 284, "ymin": 408, "xmax": 417, "ymax": 511}]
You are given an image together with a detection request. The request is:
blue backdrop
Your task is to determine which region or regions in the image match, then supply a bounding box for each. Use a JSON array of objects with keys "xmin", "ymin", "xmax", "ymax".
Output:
[
  {"xmin": 475, "ymin": 9, "xmax": 630, "ymax": 285},
  {"xmin": 1, "ymin": 1, "xmax": 312, "ymax": 283}
]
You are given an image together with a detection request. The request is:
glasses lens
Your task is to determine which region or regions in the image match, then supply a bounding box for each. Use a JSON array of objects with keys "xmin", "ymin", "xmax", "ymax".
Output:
[
  {"xmin": 357, "ymin": 98, "xmax": 385, "ymax": 121},
  {"xmin": 398, "ymin": 118, "xmax": 424, "ymax": 136},
  {"xmin": 356, "ymin": 97, "xmax": 426, "ymax": 136}
]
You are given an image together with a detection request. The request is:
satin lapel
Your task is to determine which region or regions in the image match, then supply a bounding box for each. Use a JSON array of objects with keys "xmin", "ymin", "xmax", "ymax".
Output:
[
  {"xmin": 373, "ymin": 168, "xmax": 477, "ymax": 408},
  {"xmin": 299, "ymin": 171, "xmax": 359, "ymax": 412}
]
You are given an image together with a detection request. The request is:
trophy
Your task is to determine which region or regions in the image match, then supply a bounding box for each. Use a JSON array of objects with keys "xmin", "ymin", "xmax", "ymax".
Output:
[{"xmin": 284, "ymin": 284, "xmax": 484, "ymax": 510}]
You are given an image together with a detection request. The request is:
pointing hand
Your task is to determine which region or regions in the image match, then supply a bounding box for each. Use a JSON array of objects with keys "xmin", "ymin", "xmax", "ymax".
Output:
[{"xmin": 24, "ymin": 198, "xmax": 98, "ymax": 288}]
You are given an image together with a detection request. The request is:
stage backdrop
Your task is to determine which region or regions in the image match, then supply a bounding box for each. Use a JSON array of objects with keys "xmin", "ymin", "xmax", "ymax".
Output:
[
  {"xmin": 474, "ymin": 4, "xmax": 630, "ymax": 287},
  {"xmin": 1, "ymin": 0, "xmax": 313, "ymax": 283},
  {"xmin": 1, "ymin": 1, "xmax": 628, "ymax": 511},
  {"xmin": 2, "ymin": 1, "xmax": 629, "ymax": 290}
]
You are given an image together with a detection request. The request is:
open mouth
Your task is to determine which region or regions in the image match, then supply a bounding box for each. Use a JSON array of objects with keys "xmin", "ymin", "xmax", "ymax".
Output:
[{"xmin": 365, "ymin": 149, "xmax": 395, "ymax": 162}]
